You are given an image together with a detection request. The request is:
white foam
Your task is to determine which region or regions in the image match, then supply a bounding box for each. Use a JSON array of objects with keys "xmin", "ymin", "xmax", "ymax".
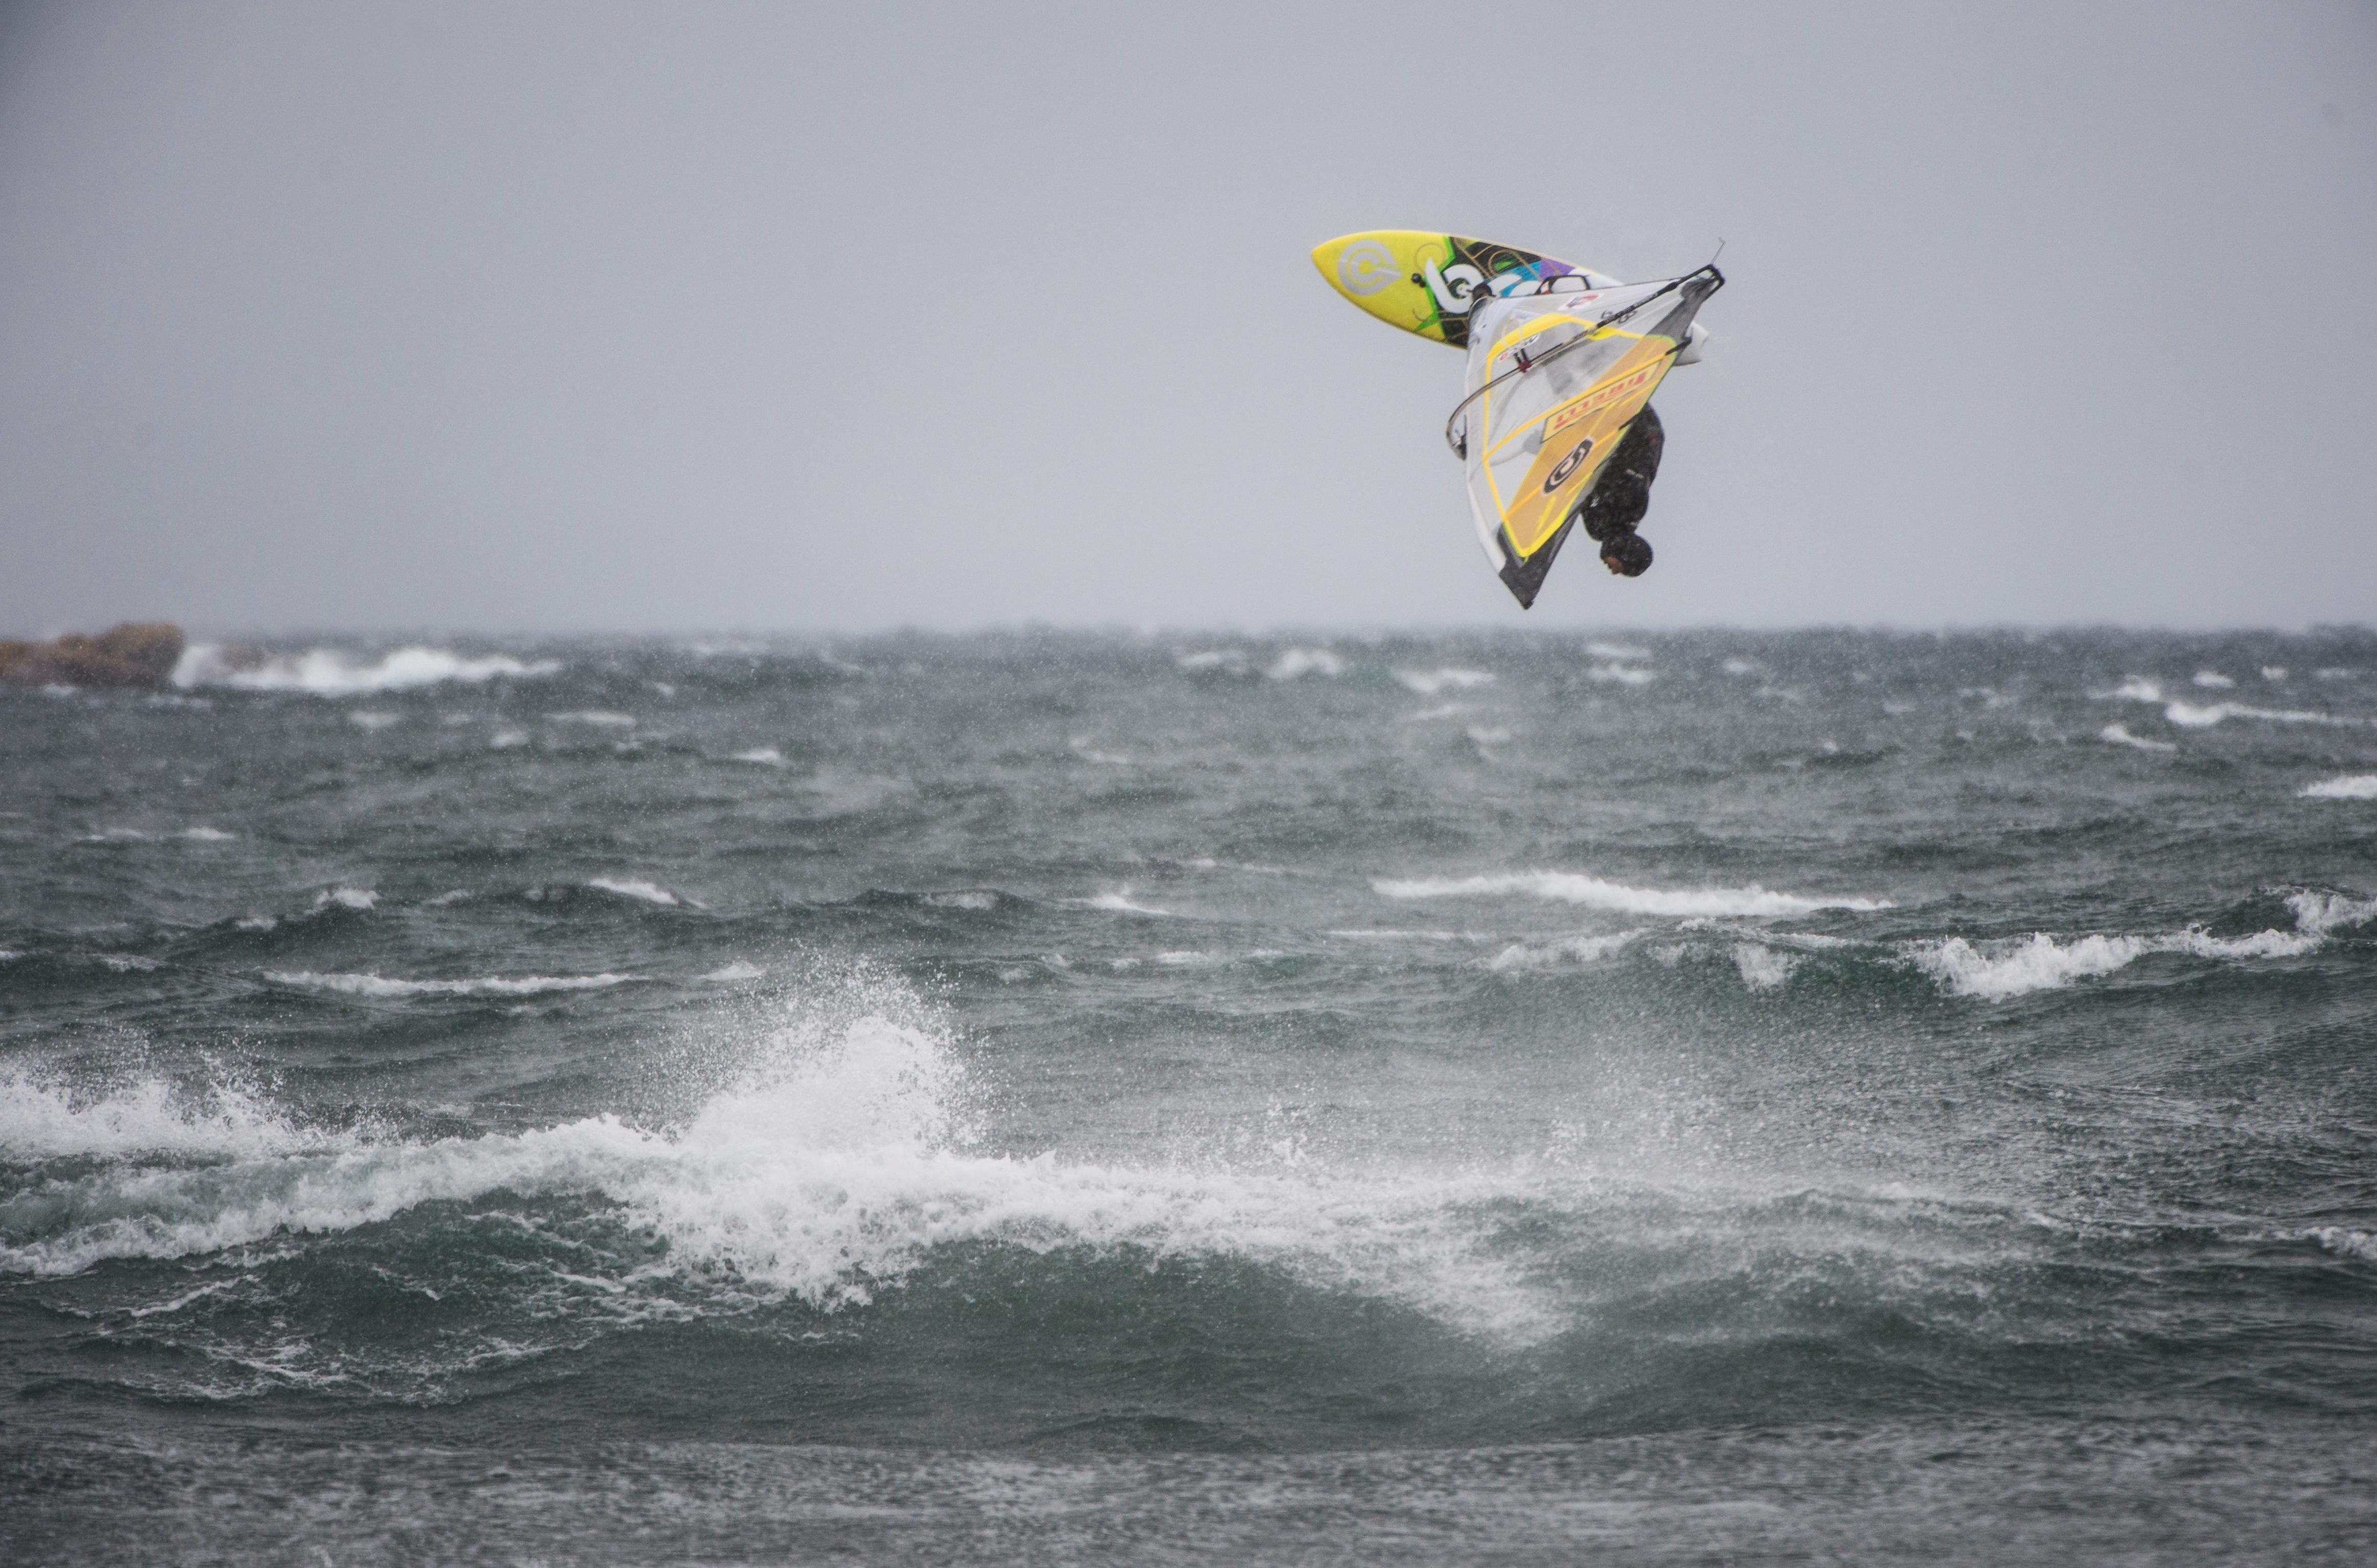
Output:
[
  {"xmin": 1174, "ymin": 648, "xmax": 1250, "ymax": 675},
  {"xmin": 266, "ymin": 971, "xmax": 635, "ymax": 999},
  {"xmin": 2099, "ymin": 723, "xmax": 2177, "ymax": 753},
  {"xmin": 0, "ymin": 1067, "xmax": 326, "ymax": 1161},
  {"xmin": 2286, "ymin": 889, "xmax": 2377, "ymax": 934},
  {"xmin": 2263, "ymin": 666, "xmax": 2289, "ymax": 681},
  {"xmin": 701, "ymin": 962, "xmax": 766, "ymax": 983},
  {"xmin": 2300, "ymin": 775, "xmax": 2377, "ymax": 800},
  {"xmin": 2100, "ymin": 677, "xmax": 2164, "ymax": 703},
  {"xmin": 2316, "ymin": 668, "xmax": 2358, "ymax": 680},
  {"xmin": 1069, "ymin": 738, "xmax": 1134, "ymax": 766},
  {"xmin": 923, "ymin": 892, "xmax": 998, "ymax": 911},
  {"xmin": 587, "ymin": 877, "xmax": 679, "ymax": 907},
  {"xmin": 1908, "ymin": 926, "xmax": 2321, "ymax": 1000},
  {"xmin": 348, "ymin": 710, "xmax": 400, "ymax": 731},
  {"xmin": 1732, "ymin": 944, "xmax": 1800, "ymax": 992},
  {"xmin": 2303, "ymin": 1227, "xmax": 2377, "ymax": 1263},
  {"xmin": 1404, "ymin": 703, "xmax": 1465, "ymax": 723},
  {"xmin": 1266, "ymin": 647, "xmax": 1344, "ymax": 681},
  {"xmin": 2163, "ymin": 700, "xmax": 2361, "ymax": 729},
  {"xmin": 313, "ymin": 886, "xmax": 376, "ymax": 912},
  {"xmin": 1375, "ymin": 870, "xmax": 1891, "ymax": 917},
  {"xmin": 1325, "ymin": 929, "xmax": 1470, "ymax": 942},
  {"xmin": 1082, "ymin": 890, "xmax": 1172, "ymax": 917},
  {"xmin": 2192, "ymin": 670, "xmax": 2235, "ymax": 689},
  {"xmin": 1584, "ymin": 641, "xmax": 1651, "ymax": 661},
  {"xmin": 175, "ymin": 644, "xmax": 559, "ymax": 695},
  {"xmin": 1721, "ymin": 657, "xmax": 1766, "ymax": 677},
  {"xmin": 490, "ymin": 730, "xmax": 530, "ymax": 750},
  {"xmin": 1584, "ymin": 663, "xmax": 1655, "ymax": 686},
  {"xmin": 550, "ymin": 710, "xmax": 637, "ymax": 728},
  {"xmin": 728, "ymin": 747, "xmax": 787, "ymax": 767},
  {"xmin": 1486, "ymin": 932, "xmax": 1638, "ymax": 972},
  {"xmin": 0, "ymin": 1000, "xmax": 1570, "ymax": 1342},
  {"xmin": 181, "ymin": 826, "xmax": 236, "ymax": 842},
  {"xmin": 1393, "ymin": 668, "xmax": 1495, "ymax": 696}
]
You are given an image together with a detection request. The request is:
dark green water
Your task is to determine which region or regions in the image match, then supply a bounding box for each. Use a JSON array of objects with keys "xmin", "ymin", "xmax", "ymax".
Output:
[{"xmin": 4, "ymin": 629, "xmax": 2374, "ymax": 1563}]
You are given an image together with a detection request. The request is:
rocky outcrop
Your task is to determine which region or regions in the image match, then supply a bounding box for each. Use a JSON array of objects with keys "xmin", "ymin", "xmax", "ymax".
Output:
[{"xmin": 0, "ymin": 623, "xmax": 184, "ymax": 689}]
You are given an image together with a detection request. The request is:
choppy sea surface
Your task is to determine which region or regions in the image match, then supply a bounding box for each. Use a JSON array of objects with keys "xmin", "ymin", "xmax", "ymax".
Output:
[{"xmin": 4, "ymin": 628, "xmax": 2375, "ymax": 1564}]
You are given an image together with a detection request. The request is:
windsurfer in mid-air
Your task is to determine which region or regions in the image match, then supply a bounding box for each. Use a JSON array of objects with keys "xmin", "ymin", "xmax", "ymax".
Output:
[
  {"xmin": 1311, "ymin": 231, "xmax": 1722, "ymax": 607},
  {"xmin": 1578, "ymin": 406, "xmax": 1661, "ymax": 577}
]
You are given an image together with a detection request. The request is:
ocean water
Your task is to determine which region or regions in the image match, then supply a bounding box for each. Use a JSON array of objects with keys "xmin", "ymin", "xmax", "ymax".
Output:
[{"xmin": 4, "ymin": 628, "xmax": 2374, "ymax": 1564}]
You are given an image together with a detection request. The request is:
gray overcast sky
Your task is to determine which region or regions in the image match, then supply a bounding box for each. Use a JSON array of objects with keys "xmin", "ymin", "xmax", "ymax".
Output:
[{"xmin": 2, "ymin": 0, "xmax": 2373, "ymax": 634}]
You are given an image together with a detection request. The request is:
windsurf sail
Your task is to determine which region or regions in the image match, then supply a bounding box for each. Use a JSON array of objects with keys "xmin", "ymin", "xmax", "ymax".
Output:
[{"xmin": 1446, "ymin": 266, "xmax": 1724, "ymax": 607}]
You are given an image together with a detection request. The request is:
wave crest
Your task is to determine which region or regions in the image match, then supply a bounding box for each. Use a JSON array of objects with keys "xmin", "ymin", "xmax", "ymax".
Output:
[{"xmin": 174, "ymin": 644, "xmax": 560, "ymax": 695}]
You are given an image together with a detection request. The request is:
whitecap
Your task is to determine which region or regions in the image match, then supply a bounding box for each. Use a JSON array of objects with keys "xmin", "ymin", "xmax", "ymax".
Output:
[
  {"xmin": 312, "ymin": 886, "xmax": 376, "ymax": 912},
  {"xmin": 2299, "ymin": 775, "xmax": 2377, "ymax": 800},
  {"xmin": 1584, "ymin": 663, "xmax": 1655, "ymax": 686},
  {"xmin": 2100, "ymin": 677, "xmax": 2164, "ymax": 703},
  {"xmin": 550, "ymin": 710, "xmax": 637, "ymax": 728},
  {"xmin": 1732, "ymin": 944, "xmax": 1800, "ymax": 992},
  {"xmin": 2192, "ymin": 670, "xmax": 2235, "ymax": 689},
  {"xmin": 175, "ymin": 644, "xmax": 559, "ymax": 695},
  {"xmin": 1375, "ymin": 870, "xmax": 1891, "ymax": 917},
  {"xmin": 701, "ymin": 962, "xmax": 766, "ymax": 983},
  {"xmin": 348, "ymin": 710, "xmax": 401, "ymax": 731},
  {"xmin": 2285, "ymin": 889, "xmax": 2377, "ymax": 934},
  {"xmin": 181, "ymin": 826, "xmax": 236, "ymax": 841},
  {"xmin": 1485, "ymin": 932, "xmax": 1639, "ymax": 972},
  {"xmin": 1266, "ymin": 647, "xmax": 1344, "ymax": 680},
  {"xmin": 0, "ymin": 1003, "xmax": 1569, "ymax": 1343},
  {"xmin": 587, "ymin": 877, "xmax": 680, "ymax": 907},
  {"xmin": 2099, "ymin": 723, "xmax": 2176, "ymax": 753},
  {"xmin": 267, "ymin": 971, "xmax": 636, "ymax": 999},
  {"xmin": 1403, "ymin": 703, "xmax": 1466, "ymax": 723},
  {"xmin": 1081, "ymin": 890, "xmax": 1172, "ymax": 917},
  {"xmin": 1584, "ymin": 641, "xmax": 1651, "ymax": 661},
  {"xmin": 489, "ymin": 730, "xmax": 530, "ymax": 749},
  {"xmin": 0, "ymin": 1067, "xmax": 324, "ymax": 1161},
  {"xmin": 1907, "ymin": 927, "xmax": 2319, "ymax": 1001},
  {"xmin": 2164, "ymin": 700, "xmax": 2361, "ymax": 729},
  {"xmin": 923, "ymin": 892, "xmax": 998, "ymax": 911},
  {"xmin": 1393, "ymin": 668, "xmax": 1495, "ymax": 696}
]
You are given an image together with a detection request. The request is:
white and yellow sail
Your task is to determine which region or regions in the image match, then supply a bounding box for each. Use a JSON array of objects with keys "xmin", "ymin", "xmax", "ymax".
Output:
[{"xmin": 1449, "ymin": 269, "xmax": 1723, "ymax": 606}]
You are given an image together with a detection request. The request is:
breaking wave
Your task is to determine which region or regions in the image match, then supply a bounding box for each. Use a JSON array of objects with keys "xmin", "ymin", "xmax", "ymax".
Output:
[
  {"xmin": 1900, "ymin": 889, "xmax": 2372, "ymax": 1001},
  {"xmin": 1392, "ymin": 669, "xmax": 1495, "ymax": 696},
  {"xmin": 174, "ymin": 645, "xmax": 559, "ymax": 695},
  {"xmin": 265, "ymin": 971, "xmax": 636, "ymax": 999},
  {"xmin": 0, "ymin": 982, "xmax": 1594, "ymax": 1344},
  {"xmin": 1375, "ymin": 870, "xmax": 1891, "ymax": 917},
  {"xmin": 2300, "ymin": 775, "xmax": 2377, "ymax": 800},
  {"xmin": 1266, "ymin": 647, "xmax": 1345, "ymax": 681}
]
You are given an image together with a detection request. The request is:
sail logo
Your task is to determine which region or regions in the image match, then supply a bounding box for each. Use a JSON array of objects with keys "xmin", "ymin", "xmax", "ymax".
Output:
[
  {"xmin": 1542, "ymin": 439, "xmax": 1594, "ymax": 493},
  {"xmin": 1542, "ymin": 362, "xmax": 1660, "ymax": 441},
  {"xmin": 1336, "ymin": 240, "xmax": 1400, "ymax": 297}
]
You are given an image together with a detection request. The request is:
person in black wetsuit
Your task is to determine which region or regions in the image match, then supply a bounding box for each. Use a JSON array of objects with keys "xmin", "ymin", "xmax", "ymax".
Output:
[{"xmin": 1576, "ymin": 405, "xmax": 1661, "ymax": 577}]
